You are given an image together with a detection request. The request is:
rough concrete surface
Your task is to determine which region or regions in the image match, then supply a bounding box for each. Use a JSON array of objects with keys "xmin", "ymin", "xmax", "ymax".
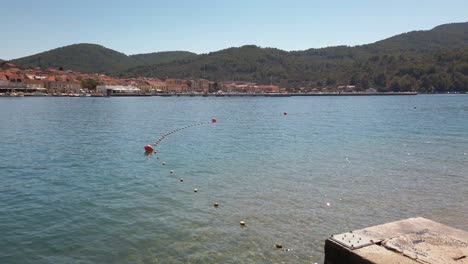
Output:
[{"xmin": 325, "ymin": 217, "xmax": 468, "ymax": 264}]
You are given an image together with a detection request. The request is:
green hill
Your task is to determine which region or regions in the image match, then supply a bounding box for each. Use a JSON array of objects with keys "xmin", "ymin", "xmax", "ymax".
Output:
[
  {"xmin": 120, "ymin": 22, "xmax": 468, "ymax": 93},
  {"xmin": 361, "ymin": 22, "xmax": 468, "ymax": 54},
  {"xmin": 130, "ymin": 51, "xmax": 196, "ymax": 65},
  {"xmin": 7, "ymin": 22, "xmax": 468, "ymax": 92},
  {"xmin": 10, "ymin": 44, "xmax": 195, "ymax": 73},
  {"xmin": 11, "ymin": 44, "xmax": 135, "ymax": 73}
]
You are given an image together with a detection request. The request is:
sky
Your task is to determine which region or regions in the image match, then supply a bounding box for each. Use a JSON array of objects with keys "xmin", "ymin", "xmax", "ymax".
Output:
[{"xmin": 1, "ymin": 0, "xmax": 467, "ymax": 60}]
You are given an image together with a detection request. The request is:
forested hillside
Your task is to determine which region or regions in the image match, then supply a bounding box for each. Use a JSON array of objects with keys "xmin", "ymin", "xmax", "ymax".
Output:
[
  {"xmin": 8, "ymin": 22, "xmax": 468, "ymax": 92},
  {"xmin": 130, "ymin": 51, "xmax": 196, "ymax": 65},
  {"xmin": 10, "ymin": 44, "xmax": 196, "ymax": 73},
  {"xmin": 120, "ymin": 23, "xmax": 468, "ymax": 92}
]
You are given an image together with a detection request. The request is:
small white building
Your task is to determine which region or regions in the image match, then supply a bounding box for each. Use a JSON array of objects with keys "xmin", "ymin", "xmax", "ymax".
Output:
[{"xmin": 97, "ymin": 85, "xmax": 141, "ymax": 96}]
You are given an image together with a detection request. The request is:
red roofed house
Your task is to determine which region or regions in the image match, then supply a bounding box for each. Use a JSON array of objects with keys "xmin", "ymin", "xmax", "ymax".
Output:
[
  {"xmin": 0, "ymin": 73, "xmax": 9, "ymax": 87},
  {"xmin": 46, "ymin": 76, "xmax": 81, "ymax": 94},
  {"xmin": 0, "ymin": 73, "xmax": 8, "ymax": 81},
  {"xmin": 252, "ymin": 85, "xmax": 280, "ymax": 93},
  {"xmin": 187, "ymin": 79, "xmax": 210, "ymax": 94},
  {"xmin": 99, "ymin": 75, "xmax": 123, "ymax": 86},
  {"xmin": 4, "ymin": 72, "xmax": 23, "ymax": 83},
  {"xmin": 23, "ymin": 79, "xmax": 46, "ymax": 89},
  {"xmin": 145, "ymin": 78, "xmax": 167, "ymax": 93},
  {"xmin": 166, "ymin": 79, "xmax": 188, "ymax": 94}
]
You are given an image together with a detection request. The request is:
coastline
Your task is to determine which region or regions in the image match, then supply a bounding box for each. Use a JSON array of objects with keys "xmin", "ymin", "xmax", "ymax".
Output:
[
  {"xmin": 153, "ymin": 92, "xmax": 419, "ymax": 97},
  {"xmin": 0, "ymin": 92, "xmax": 421, "ymax": 97}
]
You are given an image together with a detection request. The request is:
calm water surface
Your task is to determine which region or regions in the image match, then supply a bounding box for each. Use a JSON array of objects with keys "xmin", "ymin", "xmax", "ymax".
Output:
[{"xmin": 0, "ymin": 95, "xmax": 467, "ymax": 263}]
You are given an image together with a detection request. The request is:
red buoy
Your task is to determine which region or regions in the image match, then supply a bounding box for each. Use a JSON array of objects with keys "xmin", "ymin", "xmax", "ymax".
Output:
[
  {"xmin": 211, "ymin": 118, "xmax": 217, "ymax": 123},
  {"xmin": 144, "ymin": 145, "xmax": 154, "ymax": 152}
]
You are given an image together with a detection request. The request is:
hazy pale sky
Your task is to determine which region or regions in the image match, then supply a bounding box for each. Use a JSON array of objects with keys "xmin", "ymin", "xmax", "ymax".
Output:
[{"xmin": 2, "ymin": 0, "xmax": 467, "ymax": 60}]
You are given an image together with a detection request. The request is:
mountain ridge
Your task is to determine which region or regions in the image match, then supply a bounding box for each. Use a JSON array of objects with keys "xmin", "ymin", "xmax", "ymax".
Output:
[
  {"xmin": 130, "ymin": 51, "xmax": 197, "ymax": 65},
  {"xmin": 9, "ymin": 43, "xmax": 196, "ymax": 73},
  {"xmin": 7, "ymin": 22, "xmax": 468, "ymax": 92},
  {"xmin": 119, "ymin": 22, "xmax": 468, "ymax": 92}
]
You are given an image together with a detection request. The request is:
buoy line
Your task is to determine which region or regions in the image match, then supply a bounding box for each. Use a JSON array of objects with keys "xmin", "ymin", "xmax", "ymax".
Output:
[
  {"xmin": 152, "ymin": 119, "xmax": 216, "ymax": 148},
  {"xmin": 142, "ymin": 114, "xmax": 303, "ymax": 254}
]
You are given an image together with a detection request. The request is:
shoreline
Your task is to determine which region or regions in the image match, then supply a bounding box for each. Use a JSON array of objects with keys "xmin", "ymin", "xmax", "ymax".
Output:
[
  {"xmin": 0, "ymin": 92, "xmax": 422, "ymax": 97},
  {"xmin": 154, "ymin": 92, "xmax": 419, "ymax": 97}
]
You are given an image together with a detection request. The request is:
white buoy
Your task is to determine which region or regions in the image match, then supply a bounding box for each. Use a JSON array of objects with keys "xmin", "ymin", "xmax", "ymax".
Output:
[
  {"xmin": 170, "ymin": 170, "xmax": 174, "ymax": 174},
  {"xmin": 180, "ymin": 178, "xmax": 184, "ymax": 182},
  {"xmin": 162, "ymin": 162, "xmax": 166, "ymax": 166},
  {"xmin": 194, "ymin": 188, "xmax": 198, "ymax": 193},
  {"xmin": 240, "ymin": 220, "xmax": 246, "ymax": 226},
  {"xmin": 326, "ymin": 202, "xmax": 331, "ymax": 207},
  {"xmin": 213, "ymin": 203, "xmax": 219, "ymax": 207}
]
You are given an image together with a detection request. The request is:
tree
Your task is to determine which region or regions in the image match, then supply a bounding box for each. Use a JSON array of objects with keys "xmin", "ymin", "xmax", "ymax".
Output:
[
  {"xmin": 359, "ymin": 75, "xmax": 370, "ymax": 90},
  {"xmin": 349, "ymin": 74, "xmax": 358, "ymax": 85},
  {"xmin": 373, "ymin": 73, "xmax": 387, "ymax": 88},
  {"xmin": 209, "ymin": 82, "xmax": 218, "ymax": 93},
  {"xmin": 80, "ymin": 78, "xmax": 100, "ymax": 90},
  {"xmin": 389, "ymin": 78, "xmax": 401, "ymax": 92},
  {"xmin": 326, "ymin": 77, "xmax": 336, "ymax": 86}
]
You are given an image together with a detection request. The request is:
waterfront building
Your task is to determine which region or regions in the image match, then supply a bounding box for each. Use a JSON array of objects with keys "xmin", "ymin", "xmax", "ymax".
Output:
[
  {"xmin": 0, "ymin": 73, "xmax": 8, "ymax": 81},
  {"xmin": 23, "ymin": 79, "xmax": 46, "ymax": 89},
  {"xmin": 220, "ymin": 81, "xmax": 279, "ymax": 93},
  {"xmin": 253, "ymin": 85, "xmax": 280, "ymax": 93},
  {"xmin": 166, "ymin": 79, "xmax": 188, "ymax": 93},
  {"xmin": 187, "ymin": 79, "xmax": 210, "ymax": 94},
  {"xmin": 96, "ymin": 85, "xmax": 141, "ymax": 95},
  {"xmin": 44, "ymin": 75, "xmax": 81, "ymax": 94},
  {"xmin": 145, "ymin": 79, "xmax": 167, "ymax": 93}
]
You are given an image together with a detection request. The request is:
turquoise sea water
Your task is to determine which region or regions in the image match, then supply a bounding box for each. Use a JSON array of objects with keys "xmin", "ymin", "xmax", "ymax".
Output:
[{"xmin": 0, "ymin": 95, "xmax": 467, "ymax": 263}]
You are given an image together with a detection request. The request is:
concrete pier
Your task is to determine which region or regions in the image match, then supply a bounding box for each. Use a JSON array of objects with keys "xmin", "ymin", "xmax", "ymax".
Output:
[{"xmin": 324, "ymin": 217, "xmax": 467, "ymax": 264}]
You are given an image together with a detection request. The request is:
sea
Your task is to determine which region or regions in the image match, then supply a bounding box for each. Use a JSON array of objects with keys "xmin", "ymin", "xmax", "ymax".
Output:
[{"xmin": 0, "ymin": 95, "xmax": 467, "ymax": 263}]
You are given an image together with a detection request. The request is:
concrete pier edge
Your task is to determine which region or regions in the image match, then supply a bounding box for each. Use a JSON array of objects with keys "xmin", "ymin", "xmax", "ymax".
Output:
[{"xmin": 324, "ymin": 217, "xmax": 468, "ymax": 264}]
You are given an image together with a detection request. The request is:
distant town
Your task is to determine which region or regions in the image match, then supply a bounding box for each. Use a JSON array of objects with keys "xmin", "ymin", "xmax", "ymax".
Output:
[{"xmin": 0, "ymin": 63, "xmax": 411, "ymax": 97}]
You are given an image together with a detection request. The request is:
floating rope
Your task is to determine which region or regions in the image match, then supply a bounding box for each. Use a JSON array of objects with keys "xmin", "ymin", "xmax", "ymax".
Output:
[{"xmin": 152, "ymin": 119, "xmax": 215, "ymax": 148}]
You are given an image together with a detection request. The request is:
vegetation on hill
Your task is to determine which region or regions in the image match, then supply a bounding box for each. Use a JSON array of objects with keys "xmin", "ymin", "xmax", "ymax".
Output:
[
  {"xmin": 10, "ymin": 44, "xmax": 196, "ymax": 73},
  {"xmin": 7, "ymin": 22, "xmax": 468, "ymax": 93},
  {"xmin": 120, "ymin": 22, "xmax": 468, "ymax": 93},
  {"xmin": 361, "ymin": 22, "xmax": 468, "ymax": 55},
  {"xmin": 11, "ymin": 44, "xmax": 135, "ymax": 73},
  {"xmin": 130, "ymin": 51, "xmax": 196, "ymax": 65}
]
